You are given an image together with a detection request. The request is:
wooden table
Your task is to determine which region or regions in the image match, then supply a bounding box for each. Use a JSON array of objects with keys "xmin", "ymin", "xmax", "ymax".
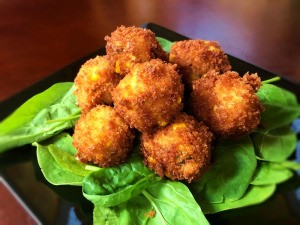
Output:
[
  {"xmin": 1, "ymin": 0, "xmax": 300, "ymax": 102},
  {"xmin": 1, "ymin": 0, "xmax": 300, "ymax": 224}
]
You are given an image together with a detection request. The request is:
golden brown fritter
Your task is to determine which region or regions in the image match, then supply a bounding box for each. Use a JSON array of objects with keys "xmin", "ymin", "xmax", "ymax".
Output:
[
  {"xmin": 72, "ymin": 105, "xmax": 135, "ymax": 167},
  {"xmin": 105, "ymin": 26, "xmax": 168, "ymax": 76},
  {"xmin": 112, "ymin": 59, "xmax": 184, "ymax": 133},
  {"xmin": 190, "ymin": 71, "xmax": 264, "ymax": 139},
  {"xmin": 74, "ymin": 55, "xmax": 121, "ymax": 114},
  {"xmin": 169, "ymin": 40, "xmax": 231, "ymax": 86},
  {"xmin": 242, "ymin": 72, "xmax": 262, "ymax": 91},
  {"xmin": 141, "ymin": 113, "xmax": 213, "ymax": 183}
]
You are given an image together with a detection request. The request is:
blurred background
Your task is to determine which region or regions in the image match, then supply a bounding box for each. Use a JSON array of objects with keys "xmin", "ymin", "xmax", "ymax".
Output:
[{"xmin": 0, "ymin": 0, "xmax": 300, "ymax": 101}]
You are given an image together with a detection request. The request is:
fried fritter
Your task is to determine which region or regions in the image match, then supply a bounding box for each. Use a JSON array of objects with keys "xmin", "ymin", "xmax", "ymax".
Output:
[
  {"xmin": 141, "ymin": 113, "xmax": 213, "ymax": 183},
  {"xmin": 74, "ymin": 55, "xmax": 121, "ymax": 114},
  {"xmin": 105, "ymin": 26, "xmax": 168, "ymax": 76},
  {"xmin": 190, "ymin": 71, "xmax": 263, "ymax": 139},
  {"xmin": 72, "ymin": 105, "xmax": 135, "ymax": 167},
  {"xmin": 112, "ymin": 59, "xmax": 184, "ymax": 133},
  {"xmin": 169, "ymin": 40, "xmax": 231, "ymax": 86}
]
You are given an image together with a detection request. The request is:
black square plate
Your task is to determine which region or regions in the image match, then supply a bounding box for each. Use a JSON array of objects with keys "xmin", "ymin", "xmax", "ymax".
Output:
[{"xmin": 0, "ymin": 23, "xmax": 299, "ymax": 225}]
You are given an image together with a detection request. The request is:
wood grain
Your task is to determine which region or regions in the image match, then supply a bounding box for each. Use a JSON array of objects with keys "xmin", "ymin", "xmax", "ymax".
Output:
[{"xmin": 1, "ymin": 0, "xmax": 299, "ymax": 101}]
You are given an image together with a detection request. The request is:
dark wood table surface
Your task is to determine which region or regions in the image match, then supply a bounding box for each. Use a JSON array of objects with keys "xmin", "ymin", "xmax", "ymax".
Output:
[
  {"xmin": 1, "ymin": 0, "xmax": 300, "ymax": 102},
  {"xmin": 0, "ymin": 0, "xmax": 300, "ymax": 224}
]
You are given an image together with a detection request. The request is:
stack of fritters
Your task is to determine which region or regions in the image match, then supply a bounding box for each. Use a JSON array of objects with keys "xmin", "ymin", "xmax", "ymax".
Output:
[{"xmin": 72, "ymin": 25, "xmax": 263, "ymax": 183}]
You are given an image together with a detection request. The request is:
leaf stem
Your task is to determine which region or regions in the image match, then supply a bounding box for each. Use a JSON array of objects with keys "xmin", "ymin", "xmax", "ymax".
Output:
[
  {"xmin": 262, "ymin": 76, "xmax": 280, "ymax": 84},
  {"xmin": 46, "ymin": 110, "xmax": 81, "ymax": 123},
  {"xmin": 85, "ymin": 165, "xmax": 102, "ymax": 172}
]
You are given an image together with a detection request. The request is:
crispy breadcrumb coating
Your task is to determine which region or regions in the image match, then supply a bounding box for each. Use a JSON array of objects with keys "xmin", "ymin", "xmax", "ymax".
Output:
[
  {"xmin": 72, "ymin": 25, "xmax": 267, "ymax": 179},
  {"xmin": 112, "ymin": 59, "xmax": 184, "ymax": 133},
  {"xmin": 190, "ymin": 71, "xmax": 264, "ymax": 139},
  {"xmin": 72, "ymin": 105, "xmax": 135, "ymax": 167},
  {"xmin": 243, "ymin": 72, "xmax": 262, "ymax": 91},
  {"xmin": 169, "ymin": 40, "xmax": 231, "ymax": 86},
  {"xmin": 105, "ymin": 26, "xmax": 168, "ymax": 76},
  {"xmin": 141, "ymin": 113, "xmax": 213, "ymax": 183},
  {"xmin": 74, "ymin": 55, "xmax": 121, "ymax": 114}
]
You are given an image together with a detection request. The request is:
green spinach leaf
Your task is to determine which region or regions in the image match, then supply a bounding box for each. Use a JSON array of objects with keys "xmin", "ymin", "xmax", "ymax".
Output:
[
  {"xmin": 94, "ymin": 181, "xmax": 209, "ymax": 225},
  {"xmin": 252, "ymin": 126, "xmax": 297, "ymax": 162},
  {"xmin": 257, "ymin": 84, "xmax": 300, "ymax": 130},
  {"xmin": 192, "ymin": 135, "xmax": 257, "ymax": 204},
  {"xmin": 277, "ymin": 160, "xmax": 300, "ymax": 171},
  {"xmin": 250, "ymin": 161, "xmax": 293, "ymax": 185},
  {"xmin": 43, "ymin": 132, "xmax": 77, "ymax": 155},
  {"xmin": 34, "ymin": 133, "xmax": 90, "ymax": 185},
  {"xmin": 83, "ymin": 153, "xmax": 158, "ymax": 207},
  {"xmin": 0, "ymin": 82, "xmax": 80, "ymax": 153},
  {"xmin": 201, "ymin": 184, "xmax": 276, "ymax": 214},
  {"xmin": 141, "ymin": 181, "xmax": 209, "ymax": 225},
  {"xmin": 93, "ymin": 204, "xmax": 119, "ymax": 225},
  {"xmin": 35, "ymin": 142, "xmax": 84, "ymax": 186},
  {"xmin": 157, "ymin": 37, "xmax": 173, "ymax": 53},
  {"xmin": 49, "ymin": 145, "xmax": 91, "ymax": 177}
]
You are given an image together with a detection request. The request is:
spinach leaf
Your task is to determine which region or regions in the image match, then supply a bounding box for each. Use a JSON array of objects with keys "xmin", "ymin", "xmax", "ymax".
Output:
[
  {"xmin": 49, "ymin": 145, "xmax": 91, "ymax": 177},
  {"xmin": 141, "ymin": 181, "xmax": 209, "ymax": 225},
  {"xmin": 93, "ymin": 204, "xmax": 119, "ymax": 225},
  {"xmin": 257, "ymin": 84, "xmax": 300, "ymax": 130},
  {"xmin": 0, "ymin": 82, "xmax": 80, "ymax": 153},
  {"xmin": 250, "ymin": 161, "xmax": 293, "ymax": 185},
  {"xmin": 192, "ymin": 136, "xmax": 257, "ymax": 203},
  {"xmin": 252, "ymin": 126, "xmax": 297, "ymax": 162},
  {"xmin": 94, "ymin": 181, "xmax": 209, "ymax": 225},
  {"xmin": 277, "ymin": 160, "xmax": 300, "ymax": 171},
  {"xmin": 43, "ymin": 132, "xmax": 77, "ymax": 155},
  {"xmin": 34, "ymin": 133, "xmax": 90, "ymax": 185},
  {"xmin": 83, "ymin": 153, "xmax": 159, "ymax": 207},
  {"xmin": 157, "ymin": 37, "xmax": 173, "ymax": 53},
  {"xmin": 201, "ymin": 184, "xmax": 276, "ymax": 214},
  {"xmin": 35, "ymin": 142, "xmax": 84, "ymax": 186}
]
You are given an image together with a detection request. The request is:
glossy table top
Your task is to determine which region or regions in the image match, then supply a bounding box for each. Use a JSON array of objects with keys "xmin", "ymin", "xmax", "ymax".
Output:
[
  {"xmin": 0, "ymin": 0, "xmax": 300, "ymax": 102},
  {"xmin": 1, "ymin": 1, "xmax": 300, "ymax": 224}
]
